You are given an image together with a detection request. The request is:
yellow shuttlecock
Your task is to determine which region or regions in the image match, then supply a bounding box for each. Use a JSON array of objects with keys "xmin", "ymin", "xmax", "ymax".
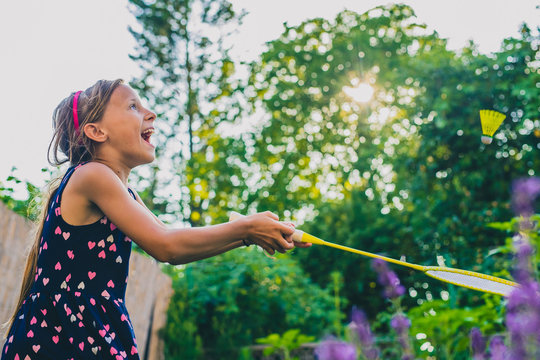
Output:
[{"xmin": 480, "ymin": 109, "xmax": 506, "ymax": 144}]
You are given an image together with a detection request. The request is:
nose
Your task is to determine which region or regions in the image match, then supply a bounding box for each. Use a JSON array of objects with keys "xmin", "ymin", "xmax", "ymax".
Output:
[{"xmin": 144, "ymin": 108, "xmax": 156, "ymax": 123}]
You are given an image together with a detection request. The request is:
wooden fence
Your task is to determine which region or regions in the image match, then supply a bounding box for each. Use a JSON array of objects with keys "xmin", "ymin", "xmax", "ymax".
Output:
[{"xmin": 0, "ymin": 202, "xmax": 172, "ymax": 359}]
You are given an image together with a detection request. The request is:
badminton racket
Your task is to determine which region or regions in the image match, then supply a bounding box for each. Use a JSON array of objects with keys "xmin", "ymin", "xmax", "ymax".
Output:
[{"xmin": 230, "ymin": 212, "xmax": 518, "ymax": 297}]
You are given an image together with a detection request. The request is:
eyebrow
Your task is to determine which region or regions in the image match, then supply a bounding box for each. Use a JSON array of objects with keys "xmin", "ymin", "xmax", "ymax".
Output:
[{"xmin": 126, "ymin": 98, "xmax": 142, "ymax": 107}]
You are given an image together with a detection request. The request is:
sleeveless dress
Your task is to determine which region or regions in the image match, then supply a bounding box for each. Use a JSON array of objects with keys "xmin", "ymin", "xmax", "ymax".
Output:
[{"xmin": 2, "ymin": 163, "xmax": 140, "ymax": 360}]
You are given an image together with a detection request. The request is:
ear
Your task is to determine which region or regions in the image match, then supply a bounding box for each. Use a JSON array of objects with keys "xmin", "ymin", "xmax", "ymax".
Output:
[{"xmin": 83, "ymin": 123, "xmax": 108, "ymax": 143}]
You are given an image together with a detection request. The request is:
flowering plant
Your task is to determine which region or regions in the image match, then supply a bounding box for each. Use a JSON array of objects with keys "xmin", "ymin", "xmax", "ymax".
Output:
[
  {"xmin": 316, "ymin": 258, "xmax": 412, "ymax": 360},
  {"xmin": 315, "ymin": 177, "xmax": 539, "ymax": 360}
]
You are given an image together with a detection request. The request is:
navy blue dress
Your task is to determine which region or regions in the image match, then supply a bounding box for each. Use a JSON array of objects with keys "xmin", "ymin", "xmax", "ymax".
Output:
[{"xmin": 2, "ymin": 163, "xmax": 140, "ymax": 359}]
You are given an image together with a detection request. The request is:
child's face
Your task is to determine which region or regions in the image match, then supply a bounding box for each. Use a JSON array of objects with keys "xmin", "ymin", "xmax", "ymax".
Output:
[{"xmin": 98, "ymin": 84, "xmax": 156, "ymax": 167}]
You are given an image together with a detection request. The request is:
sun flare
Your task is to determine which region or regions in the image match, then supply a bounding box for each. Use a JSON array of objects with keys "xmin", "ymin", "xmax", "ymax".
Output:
[{"xmin": 343, "ymin": 82, "xmax": 374, "ymax": 103}]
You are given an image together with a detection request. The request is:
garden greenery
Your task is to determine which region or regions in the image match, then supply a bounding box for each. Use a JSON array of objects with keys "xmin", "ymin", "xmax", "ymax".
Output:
[{"xmin": 2, "ymin": 1, "xmax": 538, "ymax": 359}]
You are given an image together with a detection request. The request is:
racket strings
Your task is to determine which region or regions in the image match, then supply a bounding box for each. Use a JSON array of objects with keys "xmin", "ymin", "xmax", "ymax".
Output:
[{"xmin": 425, "ymin": 269, "xmax": 516, "ymax": 296}]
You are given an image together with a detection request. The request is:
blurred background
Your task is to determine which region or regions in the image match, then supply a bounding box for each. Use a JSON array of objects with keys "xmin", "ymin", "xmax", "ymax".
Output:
[{"xmin": 0, "ymin": 1, "xmax": 539, "ymax": 359}]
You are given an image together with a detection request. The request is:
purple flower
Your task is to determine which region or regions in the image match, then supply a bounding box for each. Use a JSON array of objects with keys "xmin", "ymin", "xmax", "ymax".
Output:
[
  {"xmin": 371, "ymin": 258, "xmax": 405, "ymax": 299},
  {"xmin": 512, "ymin": 238, "xmax": 534, "ymax": 283},
  {"xmin": 488, "ymin": 336, "xmax": 507, "ymax": 360},
  {"xmin": 505, "ymin": 258, "xmax": 540, "ymax": 360},
  {"xmin": 315, "ymin": 338, "xmax": 357, "ymax": 360},
  {"xmin": 390, "ymin": 314, "xmax": 411, "ymax": 333},
  {"xmin": 390, "ymin": 314, "xmax": 412, "ymax": 359},
  {"xmin": 506, "ymin": 280, "xmax": 540, "ymax": 357},
  {"xmin": 504, "ymin": 177, "xmax": 540, "ymax": 358},
  {"xmin": 512, "ymin": 177, "xmax": 540, "ymax": 218},
  {"xmin": 349, "ymin": 307, "xmax": 379, "ymax": 360},
  {"xmin": 470, "ymin": 327, "xmax": 486, "ymax": 359}
]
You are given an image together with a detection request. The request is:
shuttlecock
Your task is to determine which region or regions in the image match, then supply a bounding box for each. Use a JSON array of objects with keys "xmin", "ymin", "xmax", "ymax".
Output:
[{"xmin": 479, "ymin": 110, "xmax": 505, "ymax": 144}]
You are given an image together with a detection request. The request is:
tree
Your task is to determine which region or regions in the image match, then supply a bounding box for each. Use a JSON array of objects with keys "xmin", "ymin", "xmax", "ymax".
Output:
[
  {"xmin": 128, "ymin": 0, "xmax": 248, "ymax": 226},
  {"xmin": 243, "ymin": 5, "xmax": 440, "ymax": 217},
  {"xmin": 245, "ymin": 4, "xmax": 539, "ymax": 314},
  {"xmin": 244, "ymin": 4, "xmax": 437, "ymax": 312},
  {"xmin": 390, "ymin": 22, "xmax": 540, "ymax": 304},
  {"xmin": 127, "ymin": 1, "xmax": 539, "ymax": 353},
  {"xmin": 127, "ymin": 3, "xmax": 340, "ymax": 357}
]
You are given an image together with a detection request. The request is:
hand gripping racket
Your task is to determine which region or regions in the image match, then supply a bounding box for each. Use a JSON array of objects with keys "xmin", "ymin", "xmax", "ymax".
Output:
[{"xmin": 229, "ymin": 212, "xmax": 518, "ymax": 297}]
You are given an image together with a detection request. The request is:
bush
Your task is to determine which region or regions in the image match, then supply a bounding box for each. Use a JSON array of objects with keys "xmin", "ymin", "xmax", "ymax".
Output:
[{"xmin": 162, "ymin": 248, "xmax": 341, "ymax": 359}]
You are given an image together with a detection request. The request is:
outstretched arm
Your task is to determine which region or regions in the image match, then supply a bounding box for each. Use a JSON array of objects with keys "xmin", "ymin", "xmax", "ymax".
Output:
[
  {"xmin": 131, "ymin": 187, "xmax": 246, "ymax": 258},
  {"xmin": 71, "ymin": 163, "xmax": 294, "ymax": 265}
]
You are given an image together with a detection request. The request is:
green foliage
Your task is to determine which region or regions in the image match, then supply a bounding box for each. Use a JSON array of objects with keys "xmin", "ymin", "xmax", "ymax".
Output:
[
  {"xmin": 330, "ymin": 271, "xmax": 347, "ymax": 338},
  {"xmin": 394, "ymin": 22, "xmax": 539, "ymax": 286},
  {"xmin": 406, "ymin": 296, "xmax": 506, "ymax": 359},
  {"xmin": 127, "ymin": 1, "xmax": 539, "ymax": 356},
  {"xmin": 0, "ymin": 167, "xmax": 47, "ymax": 221},
  {"xmin": 161, "ymin": 282, "xmax": 204, "ymax": 359},
  {"xmin": 161, "ymin": 249, "xmax": 339, "ymax": 358},
  {"xmin": 247, "ymin": 2, "xmax": 538, "ymax": 316},
  {"xmin": 128, "ymin": 0, "xmax": 248, "ymax": 226},
  {"xmin": 246, "ymin": 5, "xmax": 433, "ymax": 216},
  {"xmin": 256, "ymin": 329, "xmax": 315, "ymax": 360},
  {"xmin": 370, "ymin": 309, "xmax": 403, "ymax": 359},
  {"xmin": 488, "ymin": 214, "xmax": 540, "ymax": 273},
  {"xmin": 297, "ymin": 187, "xmax": 418, "ymax": 317}
]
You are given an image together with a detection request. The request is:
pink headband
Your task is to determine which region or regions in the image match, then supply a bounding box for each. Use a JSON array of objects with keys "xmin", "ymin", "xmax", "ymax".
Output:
[{"xmin": 72, "ymin": 91, "xmax": 82, "ymax": 134}]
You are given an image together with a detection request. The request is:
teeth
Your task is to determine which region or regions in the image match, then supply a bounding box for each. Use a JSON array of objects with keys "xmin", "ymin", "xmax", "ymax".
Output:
[{"xmin": 142, "ymin": 128, "xmax": 154, "ymax": 136}]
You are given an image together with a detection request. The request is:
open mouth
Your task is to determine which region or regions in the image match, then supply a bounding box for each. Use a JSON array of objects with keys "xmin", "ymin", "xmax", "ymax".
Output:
[{"xmin": 141, "ymin": 128, "xmax": 155, "ymax": 145}]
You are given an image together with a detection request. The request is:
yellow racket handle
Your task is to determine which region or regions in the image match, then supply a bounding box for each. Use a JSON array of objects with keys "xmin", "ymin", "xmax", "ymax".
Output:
[
  {"xmin": 296, "ymin": 231, "xmax": 425, "ymax": 271},
  {"xmin": 229, "ymin": 211, "xmax": 424, "ymax": 270}
]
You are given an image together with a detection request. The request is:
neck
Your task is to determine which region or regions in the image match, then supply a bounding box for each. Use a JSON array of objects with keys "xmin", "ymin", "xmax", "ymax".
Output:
[{"xmin": 92, "ymin": 158, "xmax": 131, "ymax": 186}]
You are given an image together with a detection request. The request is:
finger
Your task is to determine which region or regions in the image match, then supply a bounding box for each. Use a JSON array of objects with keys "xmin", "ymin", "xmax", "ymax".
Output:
[
  {"xmin": 276, "ymin": 237, "xmax": 294, "ymax": 251},
  {"xmin": 265, "ymin": 246, "xmax": 276, "ymax": 255},
  {"xmin": 294, "ymin": 241, "xmax": 312, "ymax": 248},
  {"xmin": 260, "ymin": 244, "xmax": 274, "ymax": 255},
  {"xmin": 263, "ymin": 251, "xmax": 277, "ymax": 260},
  {"xmin": 283, "ymin": 233, "xmax": 294, "ymax": 243},
  {"xmin": 279, "ymin": 223, "xmax": 295, "ymax": 236},
  {"xmin": 264, "ymin": 211, "xmax": 279, "ymax": 221},
  {"xmin": 273, "ymin": 241, "xmax": 286, "ymax": 253}
]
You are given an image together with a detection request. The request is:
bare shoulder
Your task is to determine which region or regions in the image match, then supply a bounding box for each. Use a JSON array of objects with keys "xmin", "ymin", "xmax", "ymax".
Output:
[
  {"xmin": 61, "ymin": 162, "xmax": 122, "ymax": 225},
  {"xmin": 69, "ymin": 162, "xmax": 124, "ymax": 194},
  {"xmin": 71, "ymin": 162, "xmax": 118, "ymax": 181}
]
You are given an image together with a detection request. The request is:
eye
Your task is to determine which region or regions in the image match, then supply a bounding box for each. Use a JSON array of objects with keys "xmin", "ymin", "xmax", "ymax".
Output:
[{"xmin": 129, "ymin": 103, "xmax": 137, "ymax": 110}]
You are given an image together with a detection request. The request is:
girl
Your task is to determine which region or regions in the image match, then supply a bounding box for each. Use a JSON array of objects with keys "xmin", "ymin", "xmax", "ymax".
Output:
[{"xmin": 2, "ymin": 79, "xmax": 309, "ymax": 359}]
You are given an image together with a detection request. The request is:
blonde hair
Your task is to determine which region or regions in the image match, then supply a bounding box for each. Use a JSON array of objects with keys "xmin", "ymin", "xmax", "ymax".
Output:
[{"xmin": 3, "ymin": 79, "xmax": 124, "ymax": 336}]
